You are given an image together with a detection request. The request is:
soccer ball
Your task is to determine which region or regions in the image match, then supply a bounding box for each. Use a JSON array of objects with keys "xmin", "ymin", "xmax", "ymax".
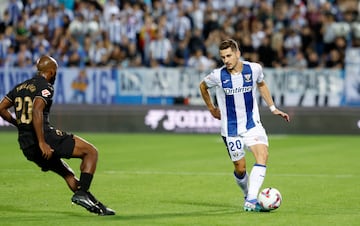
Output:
[{"xmin": 258, "ymin": 187, "xmax": 282, "ymax": 211}]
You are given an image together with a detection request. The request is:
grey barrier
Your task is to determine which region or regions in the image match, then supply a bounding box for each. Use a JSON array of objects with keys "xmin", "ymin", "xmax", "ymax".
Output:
[{"xmin": 1, "ymin": 105, "xmax": 358, "ymax": 134}]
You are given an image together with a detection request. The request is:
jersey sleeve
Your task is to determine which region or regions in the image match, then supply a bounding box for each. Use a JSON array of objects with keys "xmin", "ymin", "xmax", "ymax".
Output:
[
  {"xmin": 252, "ymin": 63, "xmax": 265, "ymax": 83},
  {"xmin": 5, "ymin": 87, "xmax": 15, "ymax": 103},
  {"xmin": 203, "ymin": 69, "xmax": 219, "ymax": 88},
  {"xmin": 35, "ymin": 82, "xmax": 54, "ymax": 104}
]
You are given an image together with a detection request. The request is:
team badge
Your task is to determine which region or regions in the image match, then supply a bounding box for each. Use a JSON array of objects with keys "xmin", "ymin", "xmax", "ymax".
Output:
[
  {"xmin": 243, "ymin": 74, "xmax": 252, "ymax": 82},
  {"xmin": 41, "ymin": 89, "xmax": 51, "ymax": 97}
]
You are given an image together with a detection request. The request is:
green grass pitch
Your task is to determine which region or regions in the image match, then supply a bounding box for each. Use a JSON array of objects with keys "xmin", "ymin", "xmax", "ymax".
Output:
[{"xmin": 0, "ymin": 132, "xmax": 359, "ymax": 226}]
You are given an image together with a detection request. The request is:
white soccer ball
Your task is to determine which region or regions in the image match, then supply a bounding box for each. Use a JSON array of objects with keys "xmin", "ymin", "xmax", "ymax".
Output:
[{"xmin": 258, "ymin": 187, "xmax": 282, "ymax": 211}]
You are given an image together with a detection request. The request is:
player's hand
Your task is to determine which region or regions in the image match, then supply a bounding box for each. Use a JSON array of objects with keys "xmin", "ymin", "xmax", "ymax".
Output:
[
  {"xmin": 210, "ymin": 107, "xmax": 221, "ymax": 120},
  {"xmin": 272, "ymin": 109, "xmax": 290, "ymax": 122},
  {"xmin": 39, "ymin": 142, "xmax": 54, "ymax": 160}
]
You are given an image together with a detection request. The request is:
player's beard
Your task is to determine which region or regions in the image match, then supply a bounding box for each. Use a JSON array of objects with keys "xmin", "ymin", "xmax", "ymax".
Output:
[{"xmin": 226, "ymin": 60, "xmax": 238, "ymax": 73}]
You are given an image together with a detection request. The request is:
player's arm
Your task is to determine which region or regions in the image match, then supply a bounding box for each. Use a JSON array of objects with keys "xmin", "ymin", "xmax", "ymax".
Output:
[
  {"xmin": 32, "ymin": 97, "xmax": 54, "ymax": 159},
  {"xmin": 257, "ymin": 81, "xmax": 290, "ymax": 122},
  {"xmin": 0, "ymin": 97, "xmax": 18, "ymax": 127},
  {"xmin": 199, "ymin": 81, "xmax": 220, "ymax": 119}
]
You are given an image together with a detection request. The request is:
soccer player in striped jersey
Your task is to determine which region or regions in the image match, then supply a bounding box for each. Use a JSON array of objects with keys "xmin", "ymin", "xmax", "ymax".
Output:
[{"xmin": 199, "ymin": 39, "xmax": 290, "ymax": 212}]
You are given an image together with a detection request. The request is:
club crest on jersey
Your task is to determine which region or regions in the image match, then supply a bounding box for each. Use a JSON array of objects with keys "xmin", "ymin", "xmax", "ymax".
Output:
[
  {"xmin": 243, "ymin": 74, "xmax": 252, "ymax": 82},
  {"xmin": 41, "ymin": 89, "xmax": 51, "ymax": 97}
]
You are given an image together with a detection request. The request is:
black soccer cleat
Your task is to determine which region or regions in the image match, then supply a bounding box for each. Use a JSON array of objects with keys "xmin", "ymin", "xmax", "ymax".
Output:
[
  {"xmin": 96, "ymin": 201, "xmax": 116, "ymax": 216},
  {"xmin": 71, "ymin": 190, "xmax": 102, "ymax": 215},
  {"xmin": 72, "ymin": 190, "xmax": 115, "ymax": 216},
  {"xmin": 85, "ymin": 191, "xmax": 116, "ymax": 216}
]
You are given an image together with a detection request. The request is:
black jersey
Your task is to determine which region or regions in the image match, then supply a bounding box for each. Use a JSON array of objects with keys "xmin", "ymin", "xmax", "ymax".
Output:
[{"xmin": 5, "ymin": 75, "xmax": 54, "ymax": 149}]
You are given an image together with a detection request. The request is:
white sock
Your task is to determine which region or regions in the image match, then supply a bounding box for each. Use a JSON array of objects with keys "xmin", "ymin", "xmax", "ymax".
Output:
[
  {"xmin": 233, "ymin": 171, "xmax": 248, "ymax": 198},
  {"xmin": 247, "ymin": 164, "xmax": 266, "ymax": 201}
]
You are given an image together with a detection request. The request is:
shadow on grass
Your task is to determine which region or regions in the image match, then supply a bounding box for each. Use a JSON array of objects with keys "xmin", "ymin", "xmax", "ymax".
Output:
[
  {"xmin": 0, "ymin": 198, "xmax": 274, "ymax": 224},
  {"xmin": 0, "ymin": 201, "xmax": 241, "ymax": 223}
]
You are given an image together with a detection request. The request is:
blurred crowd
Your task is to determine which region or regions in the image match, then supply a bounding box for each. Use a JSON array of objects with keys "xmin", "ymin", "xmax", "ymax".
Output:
[{"xmin": 0, "ymin": 0, "xmax": 359, "ymax": 70}]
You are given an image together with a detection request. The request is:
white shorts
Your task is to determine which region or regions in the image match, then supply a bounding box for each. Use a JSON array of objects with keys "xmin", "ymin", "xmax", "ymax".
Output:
[{"xmin": 222, "ymin": 126, "xmax": 269, "ymax": 161}]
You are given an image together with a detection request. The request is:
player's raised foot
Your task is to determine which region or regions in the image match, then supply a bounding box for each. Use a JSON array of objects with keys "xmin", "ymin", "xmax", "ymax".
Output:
[
  {"xmin": 71, "ymin": 190, "xmax": 102, "ymax": 215},
  {"xmin": 243, "ymin": 199, "xmax": 269, "ymax": 212}
]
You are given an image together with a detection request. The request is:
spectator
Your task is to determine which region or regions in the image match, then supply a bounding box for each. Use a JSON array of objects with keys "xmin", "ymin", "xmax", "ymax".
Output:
[
  {"xmin": 14, "ymin": 18, "xmax": 30, "ymax": 46},
  {"xmin": 16, "ymin": 42, "xmax": 32, "ymax": 66},
  {"xmin": 7, "ymin": 0, "xmax": 22, "ymax": 26},
  {"xmin": 306, "ymin": 49, "xmax": 321, "ymax": 68},
  {"xmin": 283, "ymin": 28, "xmax": 302, "ymax": 66},
  {"xmin": 239, "ymin": 33, "xmax": 255, "ymax": 61},
  {"xmin": 3, "ymin": 45, "xmax": 17, "ymax": 67},
  {"xmin": 103, "ymin": 0, "xmax": 120, "ymax": 23},
  {"xmin": 173, "ymin": 8, "xmax": 191, "ymax": 41},
  {"xmin": 172, "ymin": 38, "xmax": 190, "ymax": 67},
  {"xmin": 67, "ymin": 37, "xmax": 86, "ymax": 67},
  {"xmin": 88, "ymin": 39, "xmax": 110, "ymax": 67},
  {"xmin": 1, "ymin": 0, "xmax": 356, "ymax": 69},
  {"xmin": 71, "ymin": 69, "xmax": 89, "ymax": 104},
  {"xmin": 122, "ymin": 42, "xmax": 142, "ymax": 68},
  {"xmin": 148, "ymin": 28, "xmax": 172, "ymax": 67},
  {"xmin": 106, "ymin": 13, "xmax": 123, "ymax": 46},
  {"xmin": 205, "ymin": 29, "xmax": 222, "ymax": 66},
  {"xmin": 187, "ymin": 48, "xmax": 215, "ymax": 72},
  {"xmin": 0, "ymin": 31, "xmax": 12, "ymax": 66},
  {"xmin": 189, "ymin": 0, "xmax": 205, "ymax": 31},
  {"xmin": 257, "ymin": 35, "xmax": 276, "ymax": 68},
  {"xmin": 138, "ymin": 13, "xmax": 157, "ymax": 65},
  {"xmin": 325, "ymin": 49, "xmax": 344, "ymax": 69},
  {"xmin": 188, "ymin": 28, "xmax": 206, "ymax": 55}
]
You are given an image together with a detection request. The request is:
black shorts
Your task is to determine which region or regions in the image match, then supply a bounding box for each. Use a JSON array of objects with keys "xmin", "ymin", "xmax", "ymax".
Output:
[{"xmin": 21, "ymin": 128, "xmax": 75, "ymax": 172}]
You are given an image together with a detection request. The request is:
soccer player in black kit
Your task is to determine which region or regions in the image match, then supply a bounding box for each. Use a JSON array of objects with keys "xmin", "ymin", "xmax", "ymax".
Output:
[{"xmin": 0, "ymin": 55, "xmax": 115, "ymax": 216}]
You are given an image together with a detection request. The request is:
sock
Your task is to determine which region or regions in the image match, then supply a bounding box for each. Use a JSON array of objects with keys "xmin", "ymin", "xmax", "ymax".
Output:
[
  {"xmin": 233, "ymin": 171, "xmax": 248, "ymax": 198},
  {"xmin": 247, "ymin": 164, "xmax": 266, "ymax": 201},
  {"xmin": 79, "ymin": 172, "xmax": 93, "ymax": 192}
]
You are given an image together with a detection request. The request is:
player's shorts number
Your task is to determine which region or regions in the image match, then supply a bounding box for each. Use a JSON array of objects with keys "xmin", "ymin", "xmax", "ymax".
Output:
[
  {"xmin": 228, "ymin": 139, "xmax": 242, "ymax": 151},
  {"xmin": 226, "ymin": 136, "xmax": 245, "ymax": 161},
  {"xmin": 14, "ymin": 96, "xmax": 33, "ymax": 124}
]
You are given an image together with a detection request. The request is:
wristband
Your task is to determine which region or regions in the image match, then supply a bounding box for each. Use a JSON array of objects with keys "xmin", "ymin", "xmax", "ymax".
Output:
[{"xmin": 269, "ymin": 105, "xmax": 276, "ymax": 112}]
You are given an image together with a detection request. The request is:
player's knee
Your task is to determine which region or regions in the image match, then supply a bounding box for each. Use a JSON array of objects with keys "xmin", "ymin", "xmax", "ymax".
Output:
[{"xmin": 90, "ymin": 146, "xmax": 98, "ymax": 160}]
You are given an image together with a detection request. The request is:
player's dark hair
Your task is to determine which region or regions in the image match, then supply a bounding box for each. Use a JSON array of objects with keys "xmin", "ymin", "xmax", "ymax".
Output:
[{"xmin": 219, "ymin": 39, "xmax": 239, "ymax": 52}]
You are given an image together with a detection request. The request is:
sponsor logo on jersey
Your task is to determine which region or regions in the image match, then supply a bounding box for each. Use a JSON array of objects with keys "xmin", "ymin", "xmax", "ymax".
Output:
[
  {"xmin": 41, "ymin": 89, "xmax": 51, "ymax": 97},
  {"xmin": 223, "ymin": 79, "xmax": 230, "ymax": 84},
  {"xmin": 224, "ymin": 86, "xmax": 252, "ymax": 95}
]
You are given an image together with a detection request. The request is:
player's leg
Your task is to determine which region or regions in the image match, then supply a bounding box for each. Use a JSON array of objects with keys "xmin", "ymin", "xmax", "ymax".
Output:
[
  {"xmin": 247, "ymin": 143, "xmax": 268, "ymax": 201},
  {"xmin": 50, "ymin": 159, "xmax": 79, "ymax": 192},
  {"xmin": 71, "ymin": 135, "xmax": 98, "ymax": 192},
  {"xmin": 222, "ymin": 136, "xmax": 248, "ymax": 198},
  {"xmin": 70, "ymin": 135, "xmax": 115, "ymax": 216},
  {"xmin": 22, "ymin": 144, "xmax": 79, "ymax": 192},
  {"xmin": 233, "ymin": 158, "xmax": 248, "ymax": 199},
  {"xmin": 242, "ymin": 126, "xmax": 269, "ymax": 212}
]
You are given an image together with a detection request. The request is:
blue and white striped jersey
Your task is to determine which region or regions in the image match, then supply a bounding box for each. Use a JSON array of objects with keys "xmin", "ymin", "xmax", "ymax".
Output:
[{"xmin": 203, "ymin": 61, "xmax": 264, "ymax": 136}]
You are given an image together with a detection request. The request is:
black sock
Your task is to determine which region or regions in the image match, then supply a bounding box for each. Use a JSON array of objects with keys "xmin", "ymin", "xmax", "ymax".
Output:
[{"xmin": 79, "ymin": 172, "xmax": 93, "ymax": 192}]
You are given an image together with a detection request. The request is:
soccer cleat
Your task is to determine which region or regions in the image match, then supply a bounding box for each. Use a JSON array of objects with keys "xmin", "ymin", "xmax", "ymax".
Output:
[
  {"xmin": 243, "ymin": 199, "xmax": 269, "ymax": 212},
  {"xmin": 96, "ymin": 201, "xmax": 116, "ymax": 216},
  {"xmin": 72, "ymin": 190, "xmax": 102, "ymax": 214},
  {"xmin": 72, "ymin": 190, "xmax": 116, "ymax": 216}
]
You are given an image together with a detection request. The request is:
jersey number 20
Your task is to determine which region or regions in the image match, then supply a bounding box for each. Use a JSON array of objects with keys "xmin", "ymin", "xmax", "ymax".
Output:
[{"xmin": 14, "ymin": 96, "xmax": 33, "ymax": 124}]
